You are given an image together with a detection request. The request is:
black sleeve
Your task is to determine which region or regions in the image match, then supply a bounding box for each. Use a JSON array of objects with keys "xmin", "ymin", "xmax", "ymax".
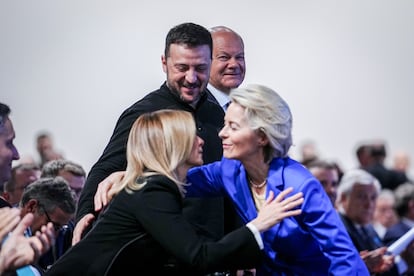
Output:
[{"xmin": 134, "ymin": 178, "xmax": 262, "ymax": 273}]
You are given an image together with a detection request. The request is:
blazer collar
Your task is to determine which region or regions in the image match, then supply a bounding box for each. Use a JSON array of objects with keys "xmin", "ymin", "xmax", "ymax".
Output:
[{"xmin": 233, "ymin": 157, "xmax": 287, "ymax": 222}]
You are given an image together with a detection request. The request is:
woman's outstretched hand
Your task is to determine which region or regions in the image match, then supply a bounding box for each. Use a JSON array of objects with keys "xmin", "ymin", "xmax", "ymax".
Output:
[{"xmin": 251, "ymin": 187, "xmax": 303, "ymax": 232}]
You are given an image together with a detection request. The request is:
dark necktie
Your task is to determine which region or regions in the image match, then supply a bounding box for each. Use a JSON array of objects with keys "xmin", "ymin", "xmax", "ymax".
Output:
[
  {"xmin": 223, "ymin": 102, "xmax": 230, "ymax": 111},
  {"xmin": 359, "ymin": 226, "xmax": 382, "ymax": 250}
]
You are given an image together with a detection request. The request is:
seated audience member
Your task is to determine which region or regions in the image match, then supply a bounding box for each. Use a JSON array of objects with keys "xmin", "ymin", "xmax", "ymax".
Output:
[
  {"xmin": 393, "ymin": 150, "xmax": 413, "ymax": 181},
  {"xmin": 356, "ymin": 143, "xmax": 375, "ymax": 169},
  {"xmin": 41, "ymin": 159, "xmax": 86, "ymax": 202},
  {"xmin": 0, "ymin": 102, "xmax": 55, "ymax": 274},
  {"xmin": 306, "ymin": 159, "xmax": 339, "ymax": 207},
  {"xmin": 298, "ymin": 139, "xmax": 320, "ymax": 167},
  {"xmin": 337, "ymin": 168, "xmax": 414, "ymax": 274},
  {"xmin": 19, "ymin": 176, "xmax": 76, "ymax": 272},
  {"xmin": 39, "ymin": 159, "xmax": 86, "ymax": 270},
  {"xmin": 0, "ymin": 207, "xmax": 55, "ymax": 275},
  {"xmin": 3, "ymin": 163, "xmax": 40, "ymax": 207},
  {"xmin": 45, "ymin": 109, "xmax": 304, "ymax": 275},
  {"xmin": 393, "ymin": 150, "xmax": 411, "ymax": 173},
  {"xmin": 383, "ymin": 182, "xmax": 414, "ymax": 245},
  {"xmin": 358, "ymin": 141, "xmax": 409, "ymax": 191},
  {"xmin": 35, "ymin": 132, "xmax": 64, "ymax": 169},
  {"xmin": 373, "ymin": 189, "xmax": 398, "ymax": 240}
]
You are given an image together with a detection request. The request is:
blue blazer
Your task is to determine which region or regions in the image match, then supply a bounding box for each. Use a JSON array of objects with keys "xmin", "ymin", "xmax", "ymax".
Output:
[{"xmin": 187, "ymin": 157, "xmax": 369, "ymax": 275}]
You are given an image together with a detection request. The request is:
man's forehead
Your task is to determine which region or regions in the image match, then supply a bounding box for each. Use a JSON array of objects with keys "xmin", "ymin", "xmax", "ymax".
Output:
[
  {"xmin": 0, "ymin": 118, "xmax": 15, "ymax": 138},
  {"xmin": 168, "ymin": 43, "xmax": 211, "ymax": 56}
]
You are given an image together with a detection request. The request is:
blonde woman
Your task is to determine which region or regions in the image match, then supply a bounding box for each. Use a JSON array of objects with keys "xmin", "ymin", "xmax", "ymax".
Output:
[{"xmin": 46, "ymin": 109, "xmax": 303, "ymax": 275}]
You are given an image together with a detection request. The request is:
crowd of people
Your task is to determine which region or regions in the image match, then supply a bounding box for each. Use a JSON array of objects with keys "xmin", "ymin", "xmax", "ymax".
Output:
[{"xmin": 1, "ymin": 21, "xmax": 413, "ymax": 275}]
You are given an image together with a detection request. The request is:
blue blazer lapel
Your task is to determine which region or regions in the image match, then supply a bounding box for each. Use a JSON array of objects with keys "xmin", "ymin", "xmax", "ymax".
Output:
[
  {"xmin": 266, "ymin": 158, "xmax": 286, "ymax": 195},
  {"xmin": 231, "ymin": 166, "xmax": 257, "ymax": 223},
  {"xmin": 228, "ymin": 158, "xmax": 287, "ymax": 224}
]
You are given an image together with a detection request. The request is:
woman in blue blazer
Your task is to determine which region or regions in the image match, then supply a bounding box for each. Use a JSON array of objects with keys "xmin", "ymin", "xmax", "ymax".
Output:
[
  {"xmin": 186, "ymin": 84, "xmax": 369, "ymax": 275},
  {"xmin": 46, "ymin": 109, "xmax": 304, "ymax": 275}
]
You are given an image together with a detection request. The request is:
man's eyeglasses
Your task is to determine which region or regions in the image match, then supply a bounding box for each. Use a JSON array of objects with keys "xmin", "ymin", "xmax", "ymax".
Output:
[{"xmin": 40, "ymin": 205, "xmax": 63, "ymax": 232}]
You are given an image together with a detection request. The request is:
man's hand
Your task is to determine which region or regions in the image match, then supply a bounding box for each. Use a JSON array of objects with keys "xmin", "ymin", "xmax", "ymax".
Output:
[
  {"xmin": 0, "ymin": 207, "xmax": 21, "ymax": 242},
  {"xmin": 94, "ymin": 171, "xmax": 125, "ymax": 212},
  {"xmin": 0, "ymin": 213, "xmax": 54, "ymax": 273},
  {"xmin": 72, "ymin": 213, "xmax": 95, "ymax": 246},
  {"xmin": 360, "ymin": 247, "xmax": 394, "ymax": 273}
]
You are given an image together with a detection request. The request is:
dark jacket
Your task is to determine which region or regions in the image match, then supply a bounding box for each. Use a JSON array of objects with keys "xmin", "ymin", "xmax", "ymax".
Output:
[
  {"xmin": 383, "ymin": 220, "xmax": 412, "ymax": 246},
  {"xmin": 340, "ymin": 214, "xmax": 401, "ymax": 276},
  {"xmin": 76, "ymin": 82, "xmax": 226, "ymax": 239},
  {"xmin": 46, "ymin": 175, "xmax": 261, "ymax": 276},
  {"xmin": 0, "ymin": 197, "xmax": 11, "ymax": 207}
]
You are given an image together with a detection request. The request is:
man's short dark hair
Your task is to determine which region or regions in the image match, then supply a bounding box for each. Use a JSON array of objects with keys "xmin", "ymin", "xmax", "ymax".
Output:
[
  {"xmin": 0, "ymin": 102, "xmax": 11, "ymax": 128},
  {"xmin": 41, "ymin": 159, "xmax": 86, "ymax": 178},
  {"xmin": 164, "ymin": 22, "xmax": 212, "ymax": 58},
  {"xmin": 21, "ymin": 176, "xmax": 76, "ymax": 214}
]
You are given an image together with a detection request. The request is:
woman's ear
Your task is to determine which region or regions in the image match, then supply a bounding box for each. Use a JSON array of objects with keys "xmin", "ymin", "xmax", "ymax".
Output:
[{"xmin": 258, "ymin": 128, "xmax": 269, "ymax": 146}]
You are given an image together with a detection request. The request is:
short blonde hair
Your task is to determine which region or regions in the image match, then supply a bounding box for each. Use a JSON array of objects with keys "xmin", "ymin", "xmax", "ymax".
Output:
[
  {"xmin": 229, "ymin": 84, "xmax": 292, "ymax": 163},
  {"xmin": 112, "ymin": 109, "xmax": 196, "ymax": 196}
]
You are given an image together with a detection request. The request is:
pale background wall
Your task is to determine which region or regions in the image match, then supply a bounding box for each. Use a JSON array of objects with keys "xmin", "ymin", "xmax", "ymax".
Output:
[{"xmin": 1, "ymin": 0, "xmax": 413, "ymax": 178}]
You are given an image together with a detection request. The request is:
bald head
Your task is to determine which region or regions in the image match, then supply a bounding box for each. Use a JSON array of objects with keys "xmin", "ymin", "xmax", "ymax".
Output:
[{"xmin": 209, "ymin": 26, "xmax": 245, "ymax": 94}]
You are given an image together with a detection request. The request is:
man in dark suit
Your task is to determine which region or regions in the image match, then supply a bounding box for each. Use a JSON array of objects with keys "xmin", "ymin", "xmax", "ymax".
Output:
[
  {"xmin": 0, "ymin": 103, "xmax": 56, "ymax": 275},
  {"xmin": 359, "ymin": 142, "xmax": 409, "ymax": 191},
  {"xmin": 337, "ymin": 168, "xmax": 414, "ymax": 275},
  {"xmin": 384, "ymin": 182, "xmax": 414, "ymax": 245},
  {"xmin": 383, "ymin": 183, "xmax": 414, "ymax": 276},
  {"xmin": 206, "ymin": 26, "xmax": 245, "ymax": 111}
]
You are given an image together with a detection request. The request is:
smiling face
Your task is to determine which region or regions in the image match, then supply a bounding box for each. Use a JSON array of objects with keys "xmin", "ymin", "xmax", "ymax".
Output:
[
  {"xmin": 0, "ymin": 117, "xmax": 20, "ymax": 184},
  {"xmin": 219, "ymin": 103, "xmax": 266, "ymax": 163},
  {"xmin": 162, "ymin": 44, "xmax": 211, "ymax": 106},
  {"xmin": 209, "ymin": 30, "xmax": 245, "ymax": 94},
  {"xmin": 186, "ymin": 136, "xmax": 204, "ymax": 168}
]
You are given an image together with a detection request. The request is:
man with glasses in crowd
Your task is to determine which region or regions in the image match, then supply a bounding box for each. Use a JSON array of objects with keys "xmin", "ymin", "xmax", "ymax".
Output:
[{"xmin": 19, "ymin": 176, "xmax": 76, "ymax": 272}]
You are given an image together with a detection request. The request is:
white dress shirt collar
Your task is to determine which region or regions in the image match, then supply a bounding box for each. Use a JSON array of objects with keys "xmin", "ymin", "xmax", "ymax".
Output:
[{"xmin": 207, "ymin": 84, "xmax": 230, "ymax": 111}]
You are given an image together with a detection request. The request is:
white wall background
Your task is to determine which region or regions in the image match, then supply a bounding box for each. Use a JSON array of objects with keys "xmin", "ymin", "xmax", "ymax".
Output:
[{"xmin": 1, "ymin": 0, "xmax": 413, "ymax": 177}]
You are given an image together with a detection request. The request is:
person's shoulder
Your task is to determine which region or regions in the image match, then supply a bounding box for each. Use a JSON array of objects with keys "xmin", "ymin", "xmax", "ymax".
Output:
[
  {"xmin": 386, "ymin": 221, "xmax": 411, "ymax": 235},
  {"xmin": 283, "ymin": 157, "xmax": 314, "ymax": 176},
  {"xmin": 125, "ymin": 86, "xmax": 166, "ymax": 111},
  {"xmin": 280, "ymin": 157, "xmax": 319, "ymax": 187},
  {"xmin": 117, "ymin": 85, "xmax": 175, "ymax": 119},
  {"xmin": 142, "ymin": 175, "xmax": 181, "ymax": 193}
]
